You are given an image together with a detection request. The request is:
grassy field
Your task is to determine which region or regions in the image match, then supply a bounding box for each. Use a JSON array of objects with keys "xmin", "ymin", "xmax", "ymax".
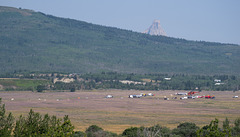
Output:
[
  {"xmin": 0, "ymin": 90, "xmax": 240, "ymax": 134},
  {"xmin": 0, "ymin": 78, "xmax": 50, "ymax": 90}
]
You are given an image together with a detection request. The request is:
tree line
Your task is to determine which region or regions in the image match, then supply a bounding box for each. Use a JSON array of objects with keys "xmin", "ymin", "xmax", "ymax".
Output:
[
  {"xmin": 0, "ymin": 72, "xmax": 239, "ymax": 92},
  {"xmin": 48, "ymin": 72, "xmax": 240, "ymax": 91}
]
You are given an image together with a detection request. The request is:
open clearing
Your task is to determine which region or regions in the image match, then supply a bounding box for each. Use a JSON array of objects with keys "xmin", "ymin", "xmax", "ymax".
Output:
[{"xmin": 1, "ymin": 90, "xmax": 240, "ymax": 134}]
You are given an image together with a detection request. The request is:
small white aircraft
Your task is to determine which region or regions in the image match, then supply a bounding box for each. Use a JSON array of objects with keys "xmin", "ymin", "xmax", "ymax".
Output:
[{"xmin": 175, "ymin": 92, "xmax": 187, "ymax": 95}]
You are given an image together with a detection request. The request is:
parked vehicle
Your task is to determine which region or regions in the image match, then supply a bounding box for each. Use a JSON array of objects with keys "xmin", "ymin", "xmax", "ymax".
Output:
[
  {"xmin": 188, "ymin": 91, "xmax": 199, "ymax": 96},
  {"xmin": 129, "ymin": 95, "xmax": 141, "ymax": 98},
  {"xmin": 180, "ymin": 96, "xmax": 188, "ymax": 100},
  {"xmin": 148, "ymin": 93, "xmax": 155, "ymax": 96},
  {"xmin": 105, "ymin": 95, "xmax": 113, "ymax": 98},
  {"xmin": 188, "ymin": 96, "xmax": 196, "ymax": 99},
  {"xmin": 205, "ymin": 95, "xmax": 215, "ymax": 99}
]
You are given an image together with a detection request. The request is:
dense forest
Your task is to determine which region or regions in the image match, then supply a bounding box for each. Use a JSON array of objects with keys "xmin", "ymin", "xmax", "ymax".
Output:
[
  {"xmin": 1, "ymin": 98, "xmax": 240, "ymax": 136},
  {"xmin": 1, "ymin": 6, "xmax": 240, "ymax": 75}
]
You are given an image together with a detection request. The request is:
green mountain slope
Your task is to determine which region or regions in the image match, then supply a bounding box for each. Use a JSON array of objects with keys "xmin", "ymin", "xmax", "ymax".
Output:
[{"xmin": 0, "ymin": 6, "xmax": 240, "ymax": 75}]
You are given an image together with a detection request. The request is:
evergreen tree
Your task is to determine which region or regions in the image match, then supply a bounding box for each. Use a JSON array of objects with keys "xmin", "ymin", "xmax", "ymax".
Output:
[
  {"xmin": 222, "ymin": 117, "xmax": 231, "ymax": 135},
  {"xmin": 197, "ymin": 118, "xmax": 232, "ymax": 137},
  {"xmin": 0, "ymin": 98, "xmax": 14, "ymax": 137},
  {"xmin": 233, "ymin": 118, "xmax": 240, "ymax": 136},
  {"xmin": 13, "ymin": 109, "xmax": 74, "ymax": 136}
]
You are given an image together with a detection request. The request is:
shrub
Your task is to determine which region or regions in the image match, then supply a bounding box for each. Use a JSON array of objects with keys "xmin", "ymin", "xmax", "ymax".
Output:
[
  {"xmin": 122, "ymin": 127, "xmax": 140, "ymax": 137},
  {"xmin": 172, "ymin": 122, "xmax": 199, "ymax": 137}
]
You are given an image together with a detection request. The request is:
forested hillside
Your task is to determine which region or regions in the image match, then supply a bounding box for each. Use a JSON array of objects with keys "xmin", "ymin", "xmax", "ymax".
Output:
[{"xmin": 0, "ymin": 6, "xmax": 240, "ymax": 75}]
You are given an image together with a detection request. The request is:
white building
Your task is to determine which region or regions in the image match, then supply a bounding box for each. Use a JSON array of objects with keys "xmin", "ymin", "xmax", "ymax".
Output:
[{"xmin": 214, "ymin": 79, "xmax": 221, "ymax": 82}]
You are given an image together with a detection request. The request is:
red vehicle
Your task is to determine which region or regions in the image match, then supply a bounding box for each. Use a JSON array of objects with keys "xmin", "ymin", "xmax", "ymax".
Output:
[
  {"xmin": 205, "ymin": 95, "xmax": 215, "ymax": 99},
  {"xmin": 197, "ymin": 95, "xmax": 204, "ymax": 98},
  {"xmin": 188, "ymin": 91, "xmax": 199, "ymax": 96}
]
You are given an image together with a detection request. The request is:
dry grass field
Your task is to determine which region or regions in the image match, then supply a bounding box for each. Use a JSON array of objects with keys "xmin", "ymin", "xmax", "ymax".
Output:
[{"xmin": 0, "ymin": 90, "xmax": 240, "ymax": 134}]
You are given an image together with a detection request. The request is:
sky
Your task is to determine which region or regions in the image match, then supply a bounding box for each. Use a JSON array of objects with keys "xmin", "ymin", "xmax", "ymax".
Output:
[{"xmin": 1, "ymin": 0, "xmax": 240, "ymax": 44}]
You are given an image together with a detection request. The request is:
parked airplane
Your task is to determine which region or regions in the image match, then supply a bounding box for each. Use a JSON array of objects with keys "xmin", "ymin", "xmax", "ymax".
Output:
[{"xmin": 175, "ymin": 92, "xmax": 187, "ymax": 95}]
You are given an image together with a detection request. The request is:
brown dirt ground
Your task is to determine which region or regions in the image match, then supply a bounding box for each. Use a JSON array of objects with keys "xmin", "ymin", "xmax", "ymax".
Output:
[{"xmin": 1, "ymin": 90, "xmax": 240, "ymax": 134}]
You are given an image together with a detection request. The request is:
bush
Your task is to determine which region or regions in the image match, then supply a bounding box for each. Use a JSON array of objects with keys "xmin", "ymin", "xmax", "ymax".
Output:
[
  {"xmin": 172, "ymin": 122, "xmax": 199, "ymax": 137},
  {"xmin": 70, "ymin": 87, "xmax": 76, "ymax": 92},
  {"xmin": 122, "ymin": 127, "xmax": 140, "ymax": 137},
  {"xmin": 85, "ymin": 125, "xmax": 118, "ymax": 137},
  {"xmin": 74, "ymin": 131, "xmax": 86, "ymax": 137},
  {"xmin": 36, "ymin": 85, "xmax": 45, "ymax": 92},
  {"xmin": 86, "ymin": 125, "xmax": 103, "ymax": 133}
]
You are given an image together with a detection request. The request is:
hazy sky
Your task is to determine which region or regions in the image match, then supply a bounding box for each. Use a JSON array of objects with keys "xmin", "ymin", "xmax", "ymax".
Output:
[{"xmin": 1, "ymin": 0, "xmax": 240, "ymax": 44}]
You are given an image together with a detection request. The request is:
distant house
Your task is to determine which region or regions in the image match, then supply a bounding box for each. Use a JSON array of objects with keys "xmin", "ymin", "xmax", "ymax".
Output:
[
  {"xmin": 214, "ymin": 79, "xmax": 221, "ymax": 82},
  {"xmin": 164, "ymin": 78, "xmax": 171, "ymax": 80},
  {"xmin": 215, "ymin": 83, "xmax": 224, "ymax": 85},
  {"xmin": 39, "ymin": 74, "xmax": 47, "ymax": 77},
  {"xmin": 119, "ymin": 80, "xmax": 146, "ymax": 85},
  {"xmin": 53, "ymin": 78, "xmax": 75, "ymax": 84}
]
